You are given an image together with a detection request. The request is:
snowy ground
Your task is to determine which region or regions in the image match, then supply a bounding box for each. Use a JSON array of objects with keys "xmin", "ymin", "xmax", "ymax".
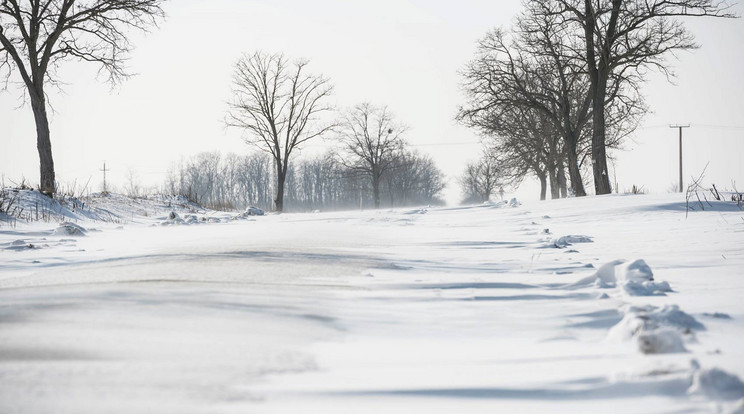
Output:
[{"xmin": 1, "ymin": 193, "xmax": 743, "ymax": 413}]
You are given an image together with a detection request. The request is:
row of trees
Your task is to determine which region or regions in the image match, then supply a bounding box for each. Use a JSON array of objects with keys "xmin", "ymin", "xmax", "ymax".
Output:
[
  {"xmin": 4, "ymin": 1, "xmax": 733, "ymax": 205},
  {"xmin": 225, "ymin": 52, "xmax": 450, "ymax": 211},
  {"xmin": 457, "ymin": 0, "xmax": 733, "ymax": 199},
  {"xmin": 164, "ymin": 150, "xmax": 445, "ymax": 212}
]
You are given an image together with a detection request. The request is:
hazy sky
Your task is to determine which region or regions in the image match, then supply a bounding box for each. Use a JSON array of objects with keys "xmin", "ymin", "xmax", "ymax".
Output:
[{"xmin": 1, "ymin": 0, "xmax": 743, "ymax": 203}]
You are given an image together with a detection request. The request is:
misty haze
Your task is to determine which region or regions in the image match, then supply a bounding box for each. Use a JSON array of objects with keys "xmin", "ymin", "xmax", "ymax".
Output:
[{"xmin": 2, "ymin": 1, "xmax": 744, "ymax": 413}]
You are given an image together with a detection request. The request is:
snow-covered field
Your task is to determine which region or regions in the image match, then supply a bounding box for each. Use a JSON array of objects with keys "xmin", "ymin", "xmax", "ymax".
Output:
[{"xmin": 1, "ymin": 193, "xmax": 743, "ymax": 413}]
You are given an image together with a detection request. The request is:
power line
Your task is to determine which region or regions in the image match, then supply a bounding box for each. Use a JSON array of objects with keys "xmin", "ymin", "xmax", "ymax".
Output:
[
  {"xmin": 410, "ymin": 141, "xmax": 480, "ymax": 147},
  {"xmin": 642, "ymin": 123, "xmax": 744, "ymax": 131},
  {"xmin": 692, "ymin": 124, "xmax": 744, "ymax": 130}
]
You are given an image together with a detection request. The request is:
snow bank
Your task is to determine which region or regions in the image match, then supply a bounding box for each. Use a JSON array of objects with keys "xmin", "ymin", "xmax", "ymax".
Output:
[
  {"xmin": 53, "ymin": 222, "xmax": 87, "ymax": 236},
  {"xmin": 235, "ymin": 206, "xmax": 265, "ymax": 219},
  {"xmin": 568, "ymin": 259, "xmax": 673, "ymax": 296},
  {"xmin": 636, "ymin": 329, "xmax": 688, "ymax": 354},
  {"xmin": 551, "ymin": 234, "xmax": 593, "ymax": 248},
  {"xmin": 0, "ymin": 188, "xmax": 214, "ymax": 225},
  {"xmin": 481, "ymin": 198, "xmax": 520, "ymax": 208},
  {"xmin": 723, "ymin": 398, "xmax": 744, "ymax": 414},
  {"xmin": 689, "ymin": 368, "xmax": 744, "ymax": 401},
  {"xmin": 160, "ymin": 211, "xmax": 212, "ymax": 226},
  {"xmin": 607, "ymin": 305, "xmax": 705, "ymax": 354},
  {"xmin": 161, "ymin": 211, "xmax": 186, "ymax": 225},
  {"xmin": 622, "ymin": 280, "xmax": 673, "ymax": 296},
  {"xmin": 3, "ymin": 239, "xmax": 35, "ymax": 251}
]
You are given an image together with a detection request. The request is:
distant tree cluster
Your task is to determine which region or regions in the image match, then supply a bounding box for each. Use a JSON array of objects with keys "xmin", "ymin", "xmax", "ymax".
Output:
[
  {"xmin": 459, "ymin": 153, "xmax": 504, "ymax": 204},
  {"xmin": 457, "ymin": 0, "xmax": 734, "ymax": 199},
  {"xmin": 164, "ymin": 150, "xmax": 445, "ymax": 212}
]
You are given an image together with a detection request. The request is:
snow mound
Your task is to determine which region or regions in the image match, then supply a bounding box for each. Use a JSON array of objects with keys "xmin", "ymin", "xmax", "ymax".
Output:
[
  {"xmin": 403, "ymin": 208, "xmax": 428, "ymax": 215},
  {"xmin": 568, "ymin": 259, "xmax": 673, "ymax": 296},
  {"xmin": 167, "ymin": 211, "xmax": 184, "ymax": 224},
  {"xmin": 185, "ymin": 214, "xmax": 203, "ymax": 224},
  {"xmin": 160, "ymin": 211, "xmax": 213, "ymax": 225},
  {"xmin": 481, "ymin": 198, "xmax": 520, "ymax": 209},
  {"xmin": 723, "ymin": 399, "xmax": 744, "ymax": 414},
  {"xmin": 620, "ymin": 259, "xmax": 654, "ymax": 282},
  {"xmin": 551, "ymin": 235, "xmax": 593, "ymax": 248},
  {"xmin": 238, "ymin": 206, "xmax": 265, "ymax": 217},
  {"xmin": 608, "ymin": 305, "xmax": 704, "ymax": 354},
  {"xmin": 636, "ymin": 329, "xmax": 687, "ymax": 354},
  {"xmin": 689, "ymin": 368, "xmax": 744, "ymax": 401},
  {"xmin": 4, "ymin": 239, "xmax": 35, "ymax": 250},
  {"xmin": 622, "ymin": 280, "xmax": 673, "ymax": 296},
  {"xmin": 703, "ymin": 312, "xmax": 732, "ymax": 319},
  {"xmin": 53, "ymin": 222, "xmax": 87, "ymax": 236}
]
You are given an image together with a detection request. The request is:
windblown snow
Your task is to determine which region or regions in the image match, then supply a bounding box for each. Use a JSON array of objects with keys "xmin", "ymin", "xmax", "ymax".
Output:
[{"xmin": 1, "ymin": 192, "xmax": 743, "ymax": 413}]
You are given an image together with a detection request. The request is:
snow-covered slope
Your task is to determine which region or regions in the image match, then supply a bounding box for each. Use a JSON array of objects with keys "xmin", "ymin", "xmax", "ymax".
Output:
[
  {"xmin": 1, "ymin": 193, "xmax": 742, "ymax": 413},
  {"xmin": 0, "ymin": 189, "xmax": 227, "ymax": 225}
]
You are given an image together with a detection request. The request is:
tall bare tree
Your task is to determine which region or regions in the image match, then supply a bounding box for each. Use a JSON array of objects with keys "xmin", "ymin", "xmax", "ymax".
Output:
[
  {"xmin": 337, "ymin": 103, "xmax": 406, "ymax": 209},
  {"xmin": 226, "ymin": 52, "xmax": 334, "ymax": 212},
  {"xmin": 552, "ymin": 0, "xmax": 735, "ymax": 195},
  {"xmin": 0, "ymin": 0, "xmax": 165, "ymax": 196}
]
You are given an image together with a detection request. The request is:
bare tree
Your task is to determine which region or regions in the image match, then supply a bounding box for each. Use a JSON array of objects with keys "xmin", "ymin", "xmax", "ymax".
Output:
[
  {"xmin": 383, "ymin": 150, "xmax": 446, "ymax": 207},
  {"xmin": 459, "ymin": 152, "xmax": 504, "ymax": 204},
  {"xmin": 0, "ymin": 0, "xmax": 165, "ymax": 196},
  {"xmin": 337, "ymin": 103, "xmax": 406, "ymax": 209},
  {"xmin": 226, "ymin": 51, "xmax": 334, "ymax": 212},
  {"xmin": 552, "ymin": 0, "xmax": 735, "ymax": 195}
]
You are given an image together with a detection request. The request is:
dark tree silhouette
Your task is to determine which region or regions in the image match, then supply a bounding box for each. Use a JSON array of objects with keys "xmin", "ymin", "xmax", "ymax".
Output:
[
  {"xmin": 0, "ymin": 0, "xmax": 165, "ymax": 196},
  {"xmin": 552, "ymin": 0, "xmax": 735, "ymax": 194},
  {"xmin": 459, "ymin": 2, "xmax": 645, "ymax": 197}
]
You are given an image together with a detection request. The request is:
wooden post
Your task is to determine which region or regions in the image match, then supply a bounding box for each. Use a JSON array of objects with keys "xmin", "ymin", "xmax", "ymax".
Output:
[{"xmin": 669, "ymin": 125, "xmax": 690, "ymax": 193}]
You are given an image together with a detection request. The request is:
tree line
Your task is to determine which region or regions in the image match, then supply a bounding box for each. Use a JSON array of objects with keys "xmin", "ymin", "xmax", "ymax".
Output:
[
  {"xmin": 163, "ymin": 149, "xmax": 445, "ymax": 212},
  {"xmin": 2, "ymin": 1, "xmax": 734, "ymax": 207},
  {"xmin": 224, "ymin": 52, "xmax": 452, "ymax": 211}
]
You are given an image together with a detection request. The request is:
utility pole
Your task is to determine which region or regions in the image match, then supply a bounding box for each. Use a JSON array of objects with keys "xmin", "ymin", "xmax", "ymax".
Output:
[
  {"xmin": 669, "ymin": 124, "xmax": 690, "ymax": 193},
  {"xmin": 100, "ymin": 162, "xmax": 110, "ymax": 194}
]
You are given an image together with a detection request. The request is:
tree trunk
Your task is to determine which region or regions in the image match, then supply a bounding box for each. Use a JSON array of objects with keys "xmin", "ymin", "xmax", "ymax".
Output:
[
  {"xmin": 548, "ymin": 163, "xmax": 560, "ymax": 200},
  {"xmin": 583, "ymin": 0, "xmax": 614, "ymax": 196},
  {"xmin": 565, "ymin": 137, "xmax": 586, "ymax": 197},
  {"xmin": 591, "ymin": 81, "xmax": 612, "ymax": 195},
  {"xmin": 557, "ymin": 159, "xmax": 568, "ymax": 198},
  {"xmin": 30, "ymin": 93, "xmax": 55, "ymax": 196},
  {"xmin": 274, "ymin": 161, "xmax": 285, "ymax": 212},
  {"xmin": 372, "ymin": 175, "xmax": 381, "ymax": 209},
  {"xmin": 538, "ymin": 172, "xmax": 547, "ymax": 201}
]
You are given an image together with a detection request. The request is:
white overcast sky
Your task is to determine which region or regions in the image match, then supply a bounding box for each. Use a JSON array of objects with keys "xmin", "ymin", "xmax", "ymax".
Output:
[{"xmin": 1, "ymin": 0, "xmax": 743, "ymax": 203}]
